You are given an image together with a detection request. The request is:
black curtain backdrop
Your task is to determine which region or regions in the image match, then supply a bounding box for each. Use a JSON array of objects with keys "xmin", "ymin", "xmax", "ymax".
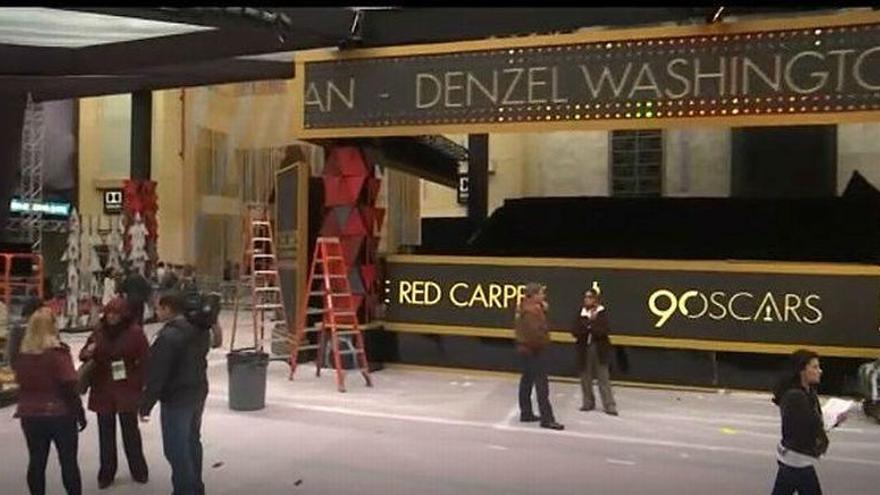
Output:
[
  {"xmin": 462, "ymin": 172, "xmax": 880, "ymax": 264},
  {"xmin": 0, "ymin": 95, "xmax": 26, "ymax": 230}
]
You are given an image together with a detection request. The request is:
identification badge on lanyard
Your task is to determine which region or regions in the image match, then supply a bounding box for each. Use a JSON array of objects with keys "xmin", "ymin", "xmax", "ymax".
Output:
[{"xmin": 111, "ymin": 360, "xmax": 127, "ymax": 381}]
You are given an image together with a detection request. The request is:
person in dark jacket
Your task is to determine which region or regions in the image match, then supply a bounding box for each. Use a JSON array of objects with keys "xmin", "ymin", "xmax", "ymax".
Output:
[
  {"xmin": 514, "ymin": 283, "xmax": 563, "ymax": 431},
  {"xmin": 771, "ymin": 349, "xmax": 847, "ymax": 495},
  {"xmin": 571, "ymin": 288, "xmax": 618, "ymax": 416},
  {"xmin": 139, "ymin": 291, "xmax": 210, "ymax": 495},
  {"xmin": 160, "ymin": 265, "xmax": 180, "ymax": 292},
  {"xmin": 79, "ymin": 297, "xmax": 149, "ymax": 488},
  {"xmin": 119, "ymin": 269, "xmax": 152, "ymax": 326},
  {"xmin": 5, "ymin": 295, "xmax": 44, "ymax": 366},
  {"xmin": 13, "ymin": 307, "xmax": 87, "ymax": 495}
]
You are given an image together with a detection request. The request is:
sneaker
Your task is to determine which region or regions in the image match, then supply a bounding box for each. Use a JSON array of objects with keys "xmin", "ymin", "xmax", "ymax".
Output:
[
  {"xmin": 98, "ymin": 478, "xmax": 114, "ymax": 490},
  {"xmin": 540, "ymin": 421, "xmax": 565, "ymax": 430},
  {"xmin": 580, "ymin": 405, "xmax": 595, "ymax": 412},
  {"xmin": 520, "ymin": 414, "xmax": 541, "ymax": 423},
  {"xmin": 605, "ymin": 410, "xmax": 619, "ymax": 417}
]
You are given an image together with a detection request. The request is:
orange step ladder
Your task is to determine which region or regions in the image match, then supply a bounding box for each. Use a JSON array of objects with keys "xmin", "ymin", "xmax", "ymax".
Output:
[
  {"xmin": 230, "ymin": 204, "xmax": 289, "ymax": 358},
  {"xmin": 289, "ymin": 237, "xmax": 372, "ymax": 392}
]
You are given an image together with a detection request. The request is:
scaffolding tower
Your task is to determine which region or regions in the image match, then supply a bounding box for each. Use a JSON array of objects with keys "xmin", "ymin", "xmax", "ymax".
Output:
[{"xmin": 18, "ymin": 95, "xmax": 46, "ymax": 254}]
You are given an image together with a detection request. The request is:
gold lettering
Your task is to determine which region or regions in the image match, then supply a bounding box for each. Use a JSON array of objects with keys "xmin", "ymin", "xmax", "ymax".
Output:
[
  {"xmin": 502, "ymin": 68, "xmax": 526, "ymax": 105},
  {"xmin": 551, "ymin": 66, "xmax": 568, "ymax": 103},
  {"xmin": 327, "ymin": 79, "xmax": 355, "ymax": 111},
  {"xmin": 466, "ymin": 72, "xmax": 498, "ymax": 106},
  {"xmin": 527, "ymin": 67, "xmax": 548, "ymax": 104},
  {"xmin": 304, "ymin": 82, "xmax": 326, "ymax": 112},
  {"xmin": 469, "ymin": 284, "xmax": 489, "ymax": 308},
  {"xmin": 398, "ymin": 281, "xmax": 413, "ymax": 304},
  {"xmin": 729, "ymin": 292, "xmax": 754, "ymax": 321},
  {"xmin": 648, "ymin": 289, "xmax": 677, "ymax": 328},
  {"xmin": 450, "ymin": 282, "xmax": 469, "ymax": 308},
  {"xmin": 827, "ymin": 49, "xmax": 855, "ymax": 91},
  {"xmin": 729, "ymin": 56, "xmax": 738, "ymax": 96},
  {"xmin": 580, "ymin": 63, "xmax": 633, "ymax": 98},
  {"xmin": 742, "ymin": 55, "xmax": 782, "ymax": 94},
  {"xmin": 853, "ymin": 46, "xmax": 880, "ymax": 91},
  {"xmin": 784, "ymin": 294, "xmax": 803, "ymax": 323},
  {"xmin": 754, "ymin": 292, "xmax": 783, "ymax": 322},
  {"xmin": 803, "ymin": 295, "xmax": 823, "ymax": 324},
  {"xmin": 416, "ymin": 73, "xmax": 442, "ymax": 109},
  {"xmin": 708, "ymin": 291, "xmax": 728, "ymax": 320},
  {"xmin": 678, "ymin": 290, "xmax": 708, "ymax": 319},
  {"xmin": 504, "ymin": 284, "xmax": 521, "ymax": 308},
  {"xmin": 784, "ymin": 51, "xmax": 828, "ymax": 94},
  {"xmin": 694, "ymin": 57, "xmax": 727, "ymax": 97},
  {"xmin": 444, "ymin": 71, "xmax": 465, "ymax": 108},
  {"xmin": 629, "ymin": 63, "xmax": 662, "ymax": 99},
  {"xmin": 665, "ymin": 59, "xmax": 691, "ymax": 99},
  {"xmin": 488, "ymin": 284, "xmax": 504, "ymax": 308}
]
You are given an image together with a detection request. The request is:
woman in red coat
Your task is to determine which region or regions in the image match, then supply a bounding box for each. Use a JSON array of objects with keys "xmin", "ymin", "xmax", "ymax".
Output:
[
  {"xmin": 14, "ymin": 307, "xmax": 87, "ymax": 495},
  {"xmin": 80, "ymin": 297, "xmax": 149, "ymax": 489}
]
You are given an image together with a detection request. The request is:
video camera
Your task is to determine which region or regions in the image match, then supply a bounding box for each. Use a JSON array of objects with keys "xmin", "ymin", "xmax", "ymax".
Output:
[{"xmin": 181, "ymin": 292, "xmax": 221, "ymax": 330}]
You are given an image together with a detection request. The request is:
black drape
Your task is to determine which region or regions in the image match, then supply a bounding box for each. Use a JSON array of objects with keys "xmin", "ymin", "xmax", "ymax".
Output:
[{"xmin": 0, "ymin": 95, "xmax": 27, "ymax": 230}]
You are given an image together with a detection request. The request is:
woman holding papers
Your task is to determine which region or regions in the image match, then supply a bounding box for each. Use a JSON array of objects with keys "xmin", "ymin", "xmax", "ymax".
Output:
[{"xmin": 770, "ymin": 349, "xmax": 848, "ymax": 495}]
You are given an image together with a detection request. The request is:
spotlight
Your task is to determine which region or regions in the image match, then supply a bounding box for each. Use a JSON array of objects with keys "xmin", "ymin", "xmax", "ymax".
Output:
[
  {"xmin": 708, "ymin": 6, "xmax": 725, "ymax": 24},
  {"xmin": 339, "ymin": 9, "xmax": 365, "ymax": 49}
]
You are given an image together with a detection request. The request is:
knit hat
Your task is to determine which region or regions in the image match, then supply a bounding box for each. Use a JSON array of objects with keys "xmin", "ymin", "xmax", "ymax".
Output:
[{"xmin": 103, "ymin": 297, "xmax": 130, "ymax": 318}]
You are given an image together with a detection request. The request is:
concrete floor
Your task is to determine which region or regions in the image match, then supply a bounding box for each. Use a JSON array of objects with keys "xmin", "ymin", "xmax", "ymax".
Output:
[{"xmin": 1, "ymin": 311, "xmax": 879, "ymax": 494}]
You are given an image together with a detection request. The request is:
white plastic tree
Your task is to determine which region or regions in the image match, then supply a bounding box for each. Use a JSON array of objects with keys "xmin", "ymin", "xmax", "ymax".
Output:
[
  {"xmin": 88, "ymin": 231, "xmax": 104, "ymax": 300},
  {"xmin": 106, "ymin": 216, "xmax": 124, "ymax": 275},
  {"xmin": 60, "ymin": 208, "xmax": 81, "ymax": 329},
  {"xmin": 128, "ymin": 212, "xmax": 148, "ymax": 276}
]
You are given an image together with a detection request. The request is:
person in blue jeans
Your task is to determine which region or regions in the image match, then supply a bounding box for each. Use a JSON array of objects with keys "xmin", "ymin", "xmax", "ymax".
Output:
[{"xmin": 139, "ymin": 292, "xmax": 210, "ymax": 495}]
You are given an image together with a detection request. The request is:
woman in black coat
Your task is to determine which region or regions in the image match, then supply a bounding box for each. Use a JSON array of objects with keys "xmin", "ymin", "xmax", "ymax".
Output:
[{"xmin": 770, "ymin": 349, "xmax": 847, "ymax": 495}]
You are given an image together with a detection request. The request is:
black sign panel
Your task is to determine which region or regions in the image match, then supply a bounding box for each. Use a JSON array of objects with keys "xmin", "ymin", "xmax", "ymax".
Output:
[
  {"xmin": 457, "ymin": 174, "xmax": 469, "ymax": 205},
  {"xmin": 384, "ymin": 259, "xmax": 880, "ymax": 350},
  {"xmin": 304, "ymin": 23, "xmax": 880, "ymax": 130},
  {"xmin": 275, "ymin": 166, "xmax": 300, "ymax": 353},
  {"xmin": 102, "ymin": 189, "xmax": 123, "ymax": 215}
]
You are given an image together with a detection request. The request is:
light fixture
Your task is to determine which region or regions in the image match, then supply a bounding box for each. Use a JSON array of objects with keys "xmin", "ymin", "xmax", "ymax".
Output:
[{"xmin": 339, "ymin": 9, "xmax": 365, "ymax": 49}]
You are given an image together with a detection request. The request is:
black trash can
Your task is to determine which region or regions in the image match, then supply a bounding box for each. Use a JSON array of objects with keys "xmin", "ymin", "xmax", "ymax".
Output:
[{"xmin": 227, "ymin": 351, "xmax": 269, "ymax": 411}]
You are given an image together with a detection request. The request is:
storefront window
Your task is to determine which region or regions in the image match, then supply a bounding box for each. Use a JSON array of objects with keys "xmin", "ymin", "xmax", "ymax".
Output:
[
  {"xmin": 610, "ymin": 129, "xmax": 663, "ymax": 197},
  {"xmin": 196, "ymin": 127, "xmax": 238, "ymax": 197}
]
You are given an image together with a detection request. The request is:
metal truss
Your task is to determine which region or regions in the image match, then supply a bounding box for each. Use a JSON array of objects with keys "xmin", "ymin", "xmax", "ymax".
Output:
[{"xmin": 16, "ymin": 95, "xmax": 46, "ymax": 253}]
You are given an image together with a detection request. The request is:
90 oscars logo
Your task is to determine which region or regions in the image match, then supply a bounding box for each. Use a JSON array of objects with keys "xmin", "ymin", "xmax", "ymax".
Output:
[{"xmin": 647, "ymin": 289, "xmax": 823, "ymax": 329}]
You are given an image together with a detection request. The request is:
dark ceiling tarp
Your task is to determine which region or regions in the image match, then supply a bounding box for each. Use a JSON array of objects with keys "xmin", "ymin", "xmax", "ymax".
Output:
[{"xmin": 0, "ymin": 95, "xmax": 27, "ymax": 230}]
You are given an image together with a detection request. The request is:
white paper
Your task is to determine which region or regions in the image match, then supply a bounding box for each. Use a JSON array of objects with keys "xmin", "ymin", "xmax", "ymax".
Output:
[{"xmin": 821, "ymin": 397, "xmax": 854, "ymax": 431}]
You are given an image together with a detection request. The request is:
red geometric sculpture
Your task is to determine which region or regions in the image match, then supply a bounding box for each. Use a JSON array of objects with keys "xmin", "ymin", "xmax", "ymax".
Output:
[
  {"xmin": 339, "ymin": 235, "xmax": 364, "ymax": 268},
  {"xmin": 365, "ymin": 177, "xmax": 382, "ymax": 203},
  {"xmin": 360, "ymin": 264, "xmax": 377, "ymax": 291},
  {"xmin": 331, "ymin": 146, "xmax": 369, "ymax": 177},
  {"xmin": 319, "ymin": 214, "xmax": 342, "ymax": 237},
  {"xmin": 319, "ymin": 144, "xmax": 383, "ymax": 324},
  {"xmin": 341, "ymin": 209, "xmax": 367, "ymax": 236}
]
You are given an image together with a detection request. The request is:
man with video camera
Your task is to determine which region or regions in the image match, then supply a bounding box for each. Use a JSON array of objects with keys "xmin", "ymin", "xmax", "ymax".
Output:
[{"xmin": 138, "ymin": 290, "xmax": 220, "ymax": 495}]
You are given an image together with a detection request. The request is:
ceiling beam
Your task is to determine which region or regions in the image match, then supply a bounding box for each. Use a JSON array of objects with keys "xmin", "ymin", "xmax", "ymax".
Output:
[{"xmin": 0, "ymin": 59, "xmax": 294, "ymax": 102}]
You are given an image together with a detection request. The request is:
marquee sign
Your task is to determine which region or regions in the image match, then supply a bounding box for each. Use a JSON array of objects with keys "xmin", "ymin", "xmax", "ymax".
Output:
[
  {"xmin": 294, "ymin": 11, "xmax": 880, "ymax": 137},
  {"xmin": 382, "ymin": 255, "xmax": 880, "ymax": 357}
]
